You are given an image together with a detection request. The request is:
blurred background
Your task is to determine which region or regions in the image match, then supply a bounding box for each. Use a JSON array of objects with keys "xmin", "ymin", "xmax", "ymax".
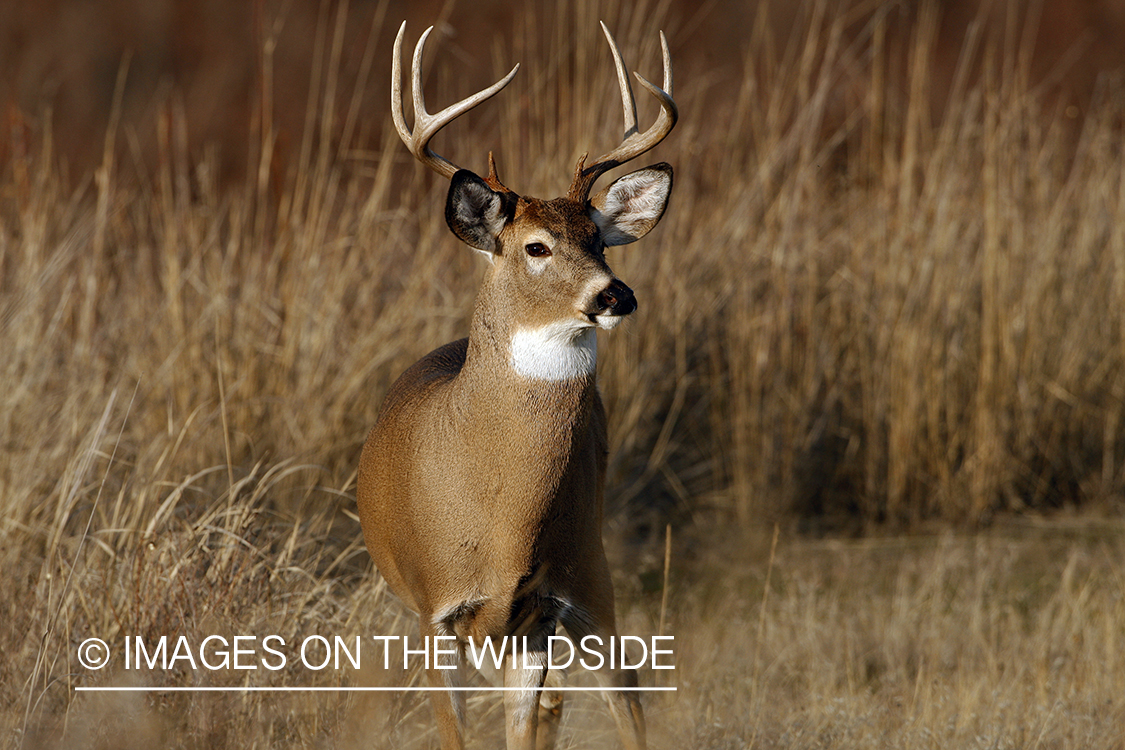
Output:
[
  {"xmin": 4, "ymin": 0, "xmax": 1125, "ymax": 183},
  {"xmin": 4, "ymin": 0, "xmax": 1125, "ymax": 547},
  {"xmin": 6, "ymin": 2, "xmax": 1125, "ymax": 748}
]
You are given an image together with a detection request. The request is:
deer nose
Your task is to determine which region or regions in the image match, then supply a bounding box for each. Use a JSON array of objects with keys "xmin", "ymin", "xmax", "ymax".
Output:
[{"xmin": 597, "ymin": 279, "xmax": 636, "ymax": 316}]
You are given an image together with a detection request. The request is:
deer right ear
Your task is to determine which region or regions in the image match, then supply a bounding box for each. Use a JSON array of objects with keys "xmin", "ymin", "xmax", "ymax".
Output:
[
  {"xmin": 589, "ymin": 163, "xmax": 673, "ymax": 246},
  {"xmin": 446, "ymin": 170, "xmax": 509, "ymax": 254}
]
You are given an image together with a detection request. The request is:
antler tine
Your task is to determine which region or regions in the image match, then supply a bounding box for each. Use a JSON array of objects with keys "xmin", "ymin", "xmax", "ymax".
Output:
[
  {"xmin": 601, "ymin": 21, "xmax": 639, "ymax": 140},
  {"xmin": 569, "ymin": 25, "xmax": 678, "ymax": 200},
  {"xmin": 391, "ymin": 21, "xmax": 520, "ymax": 180}
]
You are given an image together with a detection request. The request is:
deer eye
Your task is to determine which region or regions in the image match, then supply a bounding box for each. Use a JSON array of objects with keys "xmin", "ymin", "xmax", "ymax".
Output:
[{"xmin": 525, "ymin": 242, "xmax": 551, "ymax": 258}]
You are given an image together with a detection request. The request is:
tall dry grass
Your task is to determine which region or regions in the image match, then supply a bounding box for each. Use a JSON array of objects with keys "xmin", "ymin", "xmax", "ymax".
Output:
[{"xmin": 2, "ymin": 0, "xmax": 1125, "ymax": 747}]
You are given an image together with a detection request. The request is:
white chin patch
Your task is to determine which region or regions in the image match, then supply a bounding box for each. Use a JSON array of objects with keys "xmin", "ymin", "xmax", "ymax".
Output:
[
  {"xmin": 509, "ymin": 323, "xmax": 597, "ymax": 381},
  {"xmin": 594, "ymin": 313, "xmax": 625, "ymax": 330}
]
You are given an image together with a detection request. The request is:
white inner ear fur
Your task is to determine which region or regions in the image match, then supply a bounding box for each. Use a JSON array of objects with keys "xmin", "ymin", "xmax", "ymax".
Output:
[
  {"xmin": 590, "ymin": 169, "xmax": 672, "ymax": 246},
  {"xmin": 454, "ymin": 183, "xmax": 507, "ymax": 257},
  {"xmin": 509, "ymin": 323, "xmax": 597, "ymax": 381},
  {"xmin": 476, "ymin": 192, "xmax": 506, "ymax": 257},
  {"xmin": 481, "ymin": 193, "xmax": 506, "ymax": 237}
]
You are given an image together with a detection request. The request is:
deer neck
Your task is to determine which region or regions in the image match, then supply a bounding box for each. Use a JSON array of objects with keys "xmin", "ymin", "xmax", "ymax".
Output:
[
  {"xmin": 460, "ymin": 288, "xmax": 598, "ymax": 413},
  {"xmin": 454, "ymin": 293, "xmax": 600, "ymax": 530}
]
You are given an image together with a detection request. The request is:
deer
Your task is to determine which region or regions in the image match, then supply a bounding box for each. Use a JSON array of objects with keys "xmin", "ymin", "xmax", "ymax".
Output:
[{"xmin": 356, "ymin": 20, "xmax": 677, "ymax": 750}]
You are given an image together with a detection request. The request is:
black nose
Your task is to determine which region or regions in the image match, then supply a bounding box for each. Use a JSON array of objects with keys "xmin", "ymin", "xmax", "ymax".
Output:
[{"xmin": 597, "ymin": 279, "xmax": 637, "ymax": 316}]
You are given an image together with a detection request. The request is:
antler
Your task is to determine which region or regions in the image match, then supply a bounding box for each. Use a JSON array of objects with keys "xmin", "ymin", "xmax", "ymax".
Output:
[
  {"xmin": 391, "ymin": 22, "xmax": 520, "ymax": 180},
  {"xmin": 568, "ymin": 23, "xmax": 678, "ymax": 201}
]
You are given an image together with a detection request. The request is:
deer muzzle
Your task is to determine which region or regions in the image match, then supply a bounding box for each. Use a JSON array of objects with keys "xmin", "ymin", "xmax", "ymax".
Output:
[{"xmin": 596, "ymin": 278, "xmax": 637, "ymax": 317}]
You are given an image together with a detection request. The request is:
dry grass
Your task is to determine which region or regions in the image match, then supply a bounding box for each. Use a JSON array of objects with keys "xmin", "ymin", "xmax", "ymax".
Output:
[
  {"xmin": 2, "ymin": 0, "xmax": 1125, "ymax": 747},
  {"xmin": 665, "ymin": 520, "xmax": 1125, "ymax": 749}
]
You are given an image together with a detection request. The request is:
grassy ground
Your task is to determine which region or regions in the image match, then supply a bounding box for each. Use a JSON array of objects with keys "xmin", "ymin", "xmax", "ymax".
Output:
[
  {"xmin": 11, "ymin": 518, "xmax": 1125, "ymax": 749},
  {"xmin": 3, "ymin": 0, "xmax": 1125, "ymax": 747},
  {"xmin": 669, "ymin": 521, "xmax": 1125, "ymax": 749}
]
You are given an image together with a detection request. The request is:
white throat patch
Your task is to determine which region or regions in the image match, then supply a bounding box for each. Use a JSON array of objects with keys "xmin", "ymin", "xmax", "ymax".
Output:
[{"xmin": 509, "ymin": 323, "xmax": 597, "ymax": 381}]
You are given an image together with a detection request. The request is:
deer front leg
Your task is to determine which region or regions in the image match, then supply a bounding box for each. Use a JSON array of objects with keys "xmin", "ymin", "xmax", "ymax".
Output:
[
  {"xmin": 535, "ymin": 666, "xmax": 565, "ymax": 750},
  {"xmin": 419, "ymin": 618, "xmax": 467, "ymax": 750},
  {"xmin": 502, "ymin": 637, "xmax": 549, "ymax": 750},
  {"xmin": 595, "ymin": 648, "xmax": 646, "ymax": 750},
  {"xmin": 562, "ymin": 605, "xmax": 646, "ymax": 750}
]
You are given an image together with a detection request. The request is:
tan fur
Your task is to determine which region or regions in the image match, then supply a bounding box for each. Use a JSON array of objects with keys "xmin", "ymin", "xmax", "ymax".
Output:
[
  {"xmin": 357, "ymin": 191, "xmax": 650, "ymax": 750},
  {"xmin": 362, "ymin": 22, "xmax": 675, "ymax": 750}
]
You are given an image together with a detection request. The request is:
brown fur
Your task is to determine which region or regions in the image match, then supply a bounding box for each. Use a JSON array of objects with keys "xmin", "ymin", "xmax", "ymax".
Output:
[
  {"xmin": 365, "ymin": 25, "xmax": 673, "ymax": 746},
  {"xmin": 357, "ymin": 181, "xmax": 656, "ymax": 750}
]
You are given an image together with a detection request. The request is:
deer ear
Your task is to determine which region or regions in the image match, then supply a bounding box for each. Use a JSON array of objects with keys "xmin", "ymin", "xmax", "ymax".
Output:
[
  {"xmin": 589, "ymin": 163, "xmax": 673, "ymax": 246},
  {"xmin": 446, "ymin": 170, "xmax": 509, "ymax": 253}
]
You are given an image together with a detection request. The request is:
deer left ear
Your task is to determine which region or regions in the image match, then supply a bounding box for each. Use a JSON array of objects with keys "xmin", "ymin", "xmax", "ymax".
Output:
[
  {"xmin": 589, "ymin": 163, "xmax": 673, "ymax": 246},
  {"xmin": 446, "ymin": 170, "xmax": 511, "ymax": 253}
]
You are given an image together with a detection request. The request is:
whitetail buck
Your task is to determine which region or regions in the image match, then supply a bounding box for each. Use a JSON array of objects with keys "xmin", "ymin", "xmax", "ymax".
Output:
[{"xmin": 357, "ymin": 20, "xmax": 677, "ymax": 750}]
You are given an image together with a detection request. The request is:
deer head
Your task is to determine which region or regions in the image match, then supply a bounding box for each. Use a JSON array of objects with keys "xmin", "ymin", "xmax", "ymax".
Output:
[{"xmin": 392, "ymin": 21, "xmax": 677, "ymax": 380}]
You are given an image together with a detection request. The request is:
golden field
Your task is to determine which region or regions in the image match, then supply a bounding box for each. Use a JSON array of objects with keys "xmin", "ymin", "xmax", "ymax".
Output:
[{"xmin": 2, "ymin": 0, "xmax": 1125, "ymax": 747}]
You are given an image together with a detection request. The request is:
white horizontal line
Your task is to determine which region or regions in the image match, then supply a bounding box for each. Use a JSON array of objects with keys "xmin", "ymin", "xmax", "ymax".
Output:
[{"xmin": 76, "ymin": 686, "xmax": 676, "ymax": 693}]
